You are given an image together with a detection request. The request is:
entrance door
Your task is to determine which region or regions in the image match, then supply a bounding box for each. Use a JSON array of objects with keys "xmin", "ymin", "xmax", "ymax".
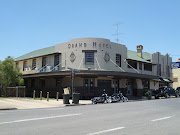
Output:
[{"xmin": 127, "ymin": 81, "xmax": 133, "ymax": 95}]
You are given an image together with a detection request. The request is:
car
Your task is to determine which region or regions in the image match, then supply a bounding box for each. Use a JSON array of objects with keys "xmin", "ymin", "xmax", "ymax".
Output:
[{"xmin": 154, "ymin": 86, "xmax": 179, "ymax": 99}]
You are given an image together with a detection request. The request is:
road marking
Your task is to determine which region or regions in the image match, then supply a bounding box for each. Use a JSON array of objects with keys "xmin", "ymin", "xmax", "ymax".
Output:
[
  {"xmin": 86, "ymin": 127, "xmax": 125, "ymax": 135},
  {"xmin": 44, "ymin": 108, "xmax": 64, "ymax": 111},
  {"xmin": 151, "ymin": 115, "xmax": 175, "ymax": 122},
  {"xmin": 0, "ymin": 113, "xmax": 81, "ymax": 125}
]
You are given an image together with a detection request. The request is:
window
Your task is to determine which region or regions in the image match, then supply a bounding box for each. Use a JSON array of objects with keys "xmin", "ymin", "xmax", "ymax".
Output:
[
  {"xmin": 90, "ymin": 79, "xmax": 94, "ymax": 87},
  {"xmin": 23, "ymin": 61, "xmax": 27, "ymax": 71},
  {"xmin": 42, "ymin": 57, "xmax": 46, "ymax": 67},
  {"xmin": 85, "ymin": 52, "xmax": 94, "ymax": 64},
  {"xmin": 144, "ymin": 63, "xmax": 152, "ymax": 71},
  {"xmin": 116, "ymin": 54, "xmax": 121, "ymax": 67},
  {"xmin": 157, "ymin": 64, "xmax": 161, "ymax": 76},
  {"xmin": 84, "ymin": 78, "xmax": 95, "ymax": 87},
  {"xmin": 139, "ymin": 62, "xmax": 142, "ymax": 70},
  {"xmin": 84, "ymin": 79, "xmax": 89, "ymax": 87},
  {"xmin": 32, "ymin": 59, "xmax": 36, "ymax": 70},
  {"xmin": 166, "ymin": 65, "xmax": 170, "ymax": 77},
  {"xmin": 128, "ymin": 60, "xmax": 137, "ymax": 69},
  {"xmin": 54, "ymin": 54, "xmax": 60, "ymax": 66}
]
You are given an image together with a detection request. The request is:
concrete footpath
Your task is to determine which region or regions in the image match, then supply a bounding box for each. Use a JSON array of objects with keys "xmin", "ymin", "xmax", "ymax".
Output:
[
  {"xmin": 0, "ymin": 98, "xmax": 92, "ymax": 110},
  {"xmin": 0, "ymin": 96, "xmax": 157, "ymax": 110}
]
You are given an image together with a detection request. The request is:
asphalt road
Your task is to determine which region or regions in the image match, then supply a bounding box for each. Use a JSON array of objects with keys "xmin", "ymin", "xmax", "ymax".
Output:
[{"xmin": 0, "ymin": 98, "xmax": 180, "ymax": 135}]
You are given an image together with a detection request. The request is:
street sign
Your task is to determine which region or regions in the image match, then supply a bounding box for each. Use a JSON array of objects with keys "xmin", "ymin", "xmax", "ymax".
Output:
[{"xmin": 171, "ymin": 62, "xmax": 180, "ymax": 69}]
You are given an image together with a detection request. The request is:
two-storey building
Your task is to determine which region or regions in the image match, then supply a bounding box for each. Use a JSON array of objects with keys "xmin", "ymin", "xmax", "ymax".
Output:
[{"xmin": 15, "ymin": 38, "xmax": 172, "ymax": 98}]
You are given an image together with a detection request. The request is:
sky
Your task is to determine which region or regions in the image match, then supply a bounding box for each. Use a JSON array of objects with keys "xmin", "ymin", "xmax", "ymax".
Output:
[{"xmin": 0, "ymin": 0, "xmax": 180, "ymax": 61}]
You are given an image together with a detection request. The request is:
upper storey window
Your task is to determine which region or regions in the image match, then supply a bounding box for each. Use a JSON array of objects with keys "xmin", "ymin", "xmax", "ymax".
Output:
[
  {"xmin": 116, "ymin": 54, "xmax": 121, "ymax": 67},
  {"xmin": 128, "ymin": 60, "xmax": 137, "ymax": 69},
  {"xmin": 32, "ymin": 59, "xmax": 36, "ymax": 70},
  {"xmin": 144, "ymin": 63, "xmax": 152, "ymax": 71},
  {"xmin": 82, "ymin": 50, "xmax": 97, "ymax": 65},
  {"xmin": 23, "ymin": 61, "xmax": 27, "ymax": 71},
  {"xmin": 42, "ymin": 57, "xmax": 46, "ymax": 67},
  {"xmin": 85, "ymin": 52, "xmax": 94, "ymax": 64},
  {"xmin": 54, "ymin": 54, "xmax": 60, "ymax": 66}
]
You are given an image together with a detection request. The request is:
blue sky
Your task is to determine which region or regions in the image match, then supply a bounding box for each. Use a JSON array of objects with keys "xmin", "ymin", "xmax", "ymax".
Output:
[{"xmin": 0, "ymin": 0, "xmax": 180, "ymax": 61}]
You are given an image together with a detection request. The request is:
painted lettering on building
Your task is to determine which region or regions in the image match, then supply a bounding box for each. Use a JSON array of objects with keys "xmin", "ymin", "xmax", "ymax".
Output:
[{"xmin": 68, "ymin": 42, "xmax": 111, "ymax": 49}]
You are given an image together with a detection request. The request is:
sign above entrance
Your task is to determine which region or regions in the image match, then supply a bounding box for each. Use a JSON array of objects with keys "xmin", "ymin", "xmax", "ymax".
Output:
[{"xmin": 171, "ymin": 62, "xmax": 180, "ymax": 69}]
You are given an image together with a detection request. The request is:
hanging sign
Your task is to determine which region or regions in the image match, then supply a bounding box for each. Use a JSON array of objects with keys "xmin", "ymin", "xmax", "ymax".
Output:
[{"xmin": 171, "ymin": 62, "xmax": 180, "ymax": 69}]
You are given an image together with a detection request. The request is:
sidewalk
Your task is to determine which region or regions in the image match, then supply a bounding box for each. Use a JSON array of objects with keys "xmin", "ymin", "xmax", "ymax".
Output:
[
  {"xmin": 0, "ymin": 96, "xmax": 156, "ymax": 110},
  {"xmin": 0, "ymin": 98, "xmax": 92, "ymax": 110}
]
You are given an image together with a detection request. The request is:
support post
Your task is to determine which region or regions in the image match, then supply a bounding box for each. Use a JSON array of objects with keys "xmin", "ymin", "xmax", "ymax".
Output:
[
  {"xmin": 16, "ymin": 86, "xmax": 18, "ymax": 98},
  {"xmin": 40, "ymin": 91, "xmax": 42, "ymax": 100},
  {"xmin": 33, "ymin": 90, "xmax": 36, "ymax": 99},
  {"xmin": 47, "ymin": 92, "xmax": 49, "ymax": 101},
  {"xmin": 56, "ymin": 92, "xmax": 59, "ymax": 101}
]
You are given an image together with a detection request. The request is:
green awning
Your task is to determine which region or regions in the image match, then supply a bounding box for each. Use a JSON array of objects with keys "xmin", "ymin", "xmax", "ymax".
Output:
[{"xmin": 163, "ymin": 78, "xmax": 171, "ymax": 82}]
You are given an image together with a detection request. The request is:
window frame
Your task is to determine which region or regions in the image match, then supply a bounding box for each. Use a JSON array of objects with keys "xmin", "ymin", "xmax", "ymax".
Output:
[
  {"xmin": 116, "ymin": 54, "xmax": 121, "ymax": 67},
  {"xmin": 85, "ymin": 52, "xmax": 94, "ymax": 64}
]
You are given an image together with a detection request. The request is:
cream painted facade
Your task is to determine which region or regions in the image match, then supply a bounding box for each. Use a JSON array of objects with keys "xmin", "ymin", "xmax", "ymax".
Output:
[
  {"xmin": 172, "ymin": 68, "xmax": 180, "ymax": 89},
  {"xmin": 15, "ymin": 38, "xmax": 173, "ymax": 98}
]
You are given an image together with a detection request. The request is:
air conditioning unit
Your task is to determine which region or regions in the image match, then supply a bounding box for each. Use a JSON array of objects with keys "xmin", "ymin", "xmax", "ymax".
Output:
[
  {"xmin": 46, "ymin": 66, "xmax": 51, "ymax": 72},
  {"xmin": 28, "ymin": 67, "xmax": 31, "ymax": 71},
  {"xmin": 54, "ymin": 66, "xmax": 59, "ymax": 71},
  {"xmin": 35, "ymin": 68, "xmax": 39, "ymax": 73}
]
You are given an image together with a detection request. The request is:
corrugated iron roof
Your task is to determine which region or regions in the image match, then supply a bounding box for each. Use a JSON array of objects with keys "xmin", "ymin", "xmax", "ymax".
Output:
[
  {"xmin": 127, "ymin": 50, "xmax": 152, "ymax": 63},
  {"xmin": 15, "ymin": 46, "xmax": 56, "ymax": 61}
]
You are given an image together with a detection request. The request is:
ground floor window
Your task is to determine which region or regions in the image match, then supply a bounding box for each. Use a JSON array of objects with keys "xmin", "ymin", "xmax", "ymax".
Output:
[{"xmin": 84, "ymin": 78, "xmax": 95, "ymax": 88}]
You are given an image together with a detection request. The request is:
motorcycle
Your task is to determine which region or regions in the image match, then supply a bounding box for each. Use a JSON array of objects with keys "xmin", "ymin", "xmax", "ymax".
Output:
[
  {"xmin": 111, "ymin": 93, "xmax": 121, "ymax": 102},
  {"xmin": 111, "ymin": 92, "xmax": 128, "ymax": 102},
  {"xmin": 91, "ymin": 92, "xmax": 112, "ymax": 104},
  {"xmin": 119, "ymin": 92, "xmax": 128, "ymax": 102}
]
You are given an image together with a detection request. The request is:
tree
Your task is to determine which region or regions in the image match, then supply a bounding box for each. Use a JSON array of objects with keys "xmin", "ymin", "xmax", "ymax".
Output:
[{"xmin": 0, "ymin": 56, "xmax": 24, "ymax": 96}]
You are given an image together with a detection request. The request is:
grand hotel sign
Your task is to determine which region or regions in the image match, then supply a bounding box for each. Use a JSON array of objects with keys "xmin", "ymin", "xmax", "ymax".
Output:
[{"xmin": 68, "ymin": 42, "xmax": 112, "ymax": 49}]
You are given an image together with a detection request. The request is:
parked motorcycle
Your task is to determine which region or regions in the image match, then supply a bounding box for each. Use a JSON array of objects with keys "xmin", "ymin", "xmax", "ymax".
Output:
[
  {"xmin": 91, "ymin": 91, "xmax": 112, "ymax": 104},
  {"xmin": 119, "ymin": 92, "xmax": 128, "ymax": 102},
  {"xmin": 111, "ymin": 92, "xmax": 128, "ymax": 102},
  {"xmin": 111, "ymin": 93, "xmax": 121, "ymax": 102}
]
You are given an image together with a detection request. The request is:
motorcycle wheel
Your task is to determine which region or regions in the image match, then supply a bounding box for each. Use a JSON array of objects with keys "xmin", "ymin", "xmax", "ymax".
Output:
[
  {"xmin": 107, "ymin": 98, "xmax": 112, "ymax": 103},
  {"xmin": 165, "ymin": 93, "xmax": 169, "ymax": 98},
  {"xmin": 92, "ymin": 100, "xmax": 97, "ymax": 104},
  {"xmin": 125, "ymin": 97, "xmax": 128, "ymax": 102},
  {"xmin": 122, "ymin": 97, "xmax": 125, "ymax": 102}
]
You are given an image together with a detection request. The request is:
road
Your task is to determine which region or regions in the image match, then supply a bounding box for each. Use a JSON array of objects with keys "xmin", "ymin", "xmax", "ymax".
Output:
[{"xmin": 0, "ymin": 98, "xmax": 180, "ymax": 135}]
